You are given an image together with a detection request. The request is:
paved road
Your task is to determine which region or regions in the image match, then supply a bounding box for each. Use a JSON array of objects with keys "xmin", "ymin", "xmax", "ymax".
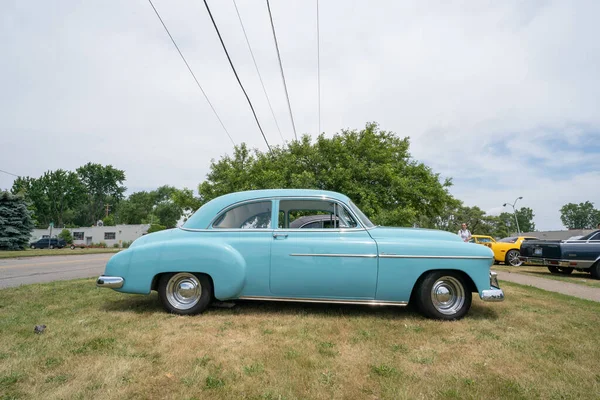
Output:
[
  {"xmin": 497, "ymin": 270, "xmax": 600, "ymax": 302},
  {"xmin": 0, "ymin": 254, "xmax": 111, "ymax": 289}
]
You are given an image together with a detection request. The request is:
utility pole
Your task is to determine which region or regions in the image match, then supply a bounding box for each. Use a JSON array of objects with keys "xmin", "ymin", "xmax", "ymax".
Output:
[
  {"xmin": 503, "ymin": 197, "xmax": 523, "ymax": 234},
  {"xmin": 105, "ymin": 204, "xmax": 111, "ymax": 217}
]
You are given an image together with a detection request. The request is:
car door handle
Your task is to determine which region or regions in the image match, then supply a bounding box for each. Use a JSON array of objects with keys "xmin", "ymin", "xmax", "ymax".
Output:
[{"xmin": 273, "ymin": 233, "xmax": 288, "ymax": 239}]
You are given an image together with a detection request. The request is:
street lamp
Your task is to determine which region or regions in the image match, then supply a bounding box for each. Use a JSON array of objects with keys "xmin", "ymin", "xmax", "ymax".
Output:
[{"xmin": 503, "ymin": 196, "xmax": 523, "ymax": 234}]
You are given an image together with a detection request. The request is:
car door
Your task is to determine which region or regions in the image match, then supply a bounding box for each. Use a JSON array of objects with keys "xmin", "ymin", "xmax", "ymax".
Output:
[{"xmin": 269, "ymin": 198, "xmax": 378, "ymax": 299}]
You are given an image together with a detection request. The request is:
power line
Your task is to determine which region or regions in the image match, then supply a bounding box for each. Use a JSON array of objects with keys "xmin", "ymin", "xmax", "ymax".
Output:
[
  {"xmin": 0, "ymin": 169, "xmax": 20, "ymax": 177},
  {"xmin": 232, "ymin": 0, "xmax": 286, "ymax": 145},
  {"xmin": 316, "ymin": 0, "xmax": 321, "ymax": 135},
  {"xmin": 266, "ymin": 0, "xmax": 298, "ymax": 141},
  {"xmin": 146, "ymin": 0, "xmax": 235, "ymax": 147},
  {"xmin": 203, "ymin": 0, "xmax": 272, "ymax": 153}
]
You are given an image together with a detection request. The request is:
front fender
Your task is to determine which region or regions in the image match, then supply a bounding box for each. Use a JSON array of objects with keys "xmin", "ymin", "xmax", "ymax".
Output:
[{"xmin": 116, "ymin": 237, "xmax": 247, "ymax": 299}]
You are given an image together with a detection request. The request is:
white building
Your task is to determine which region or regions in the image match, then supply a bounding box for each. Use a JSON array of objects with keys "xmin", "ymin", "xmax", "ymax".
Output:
[{"xmin": 31, "ymin": 224, "xmax": 150, "ymax": 247}]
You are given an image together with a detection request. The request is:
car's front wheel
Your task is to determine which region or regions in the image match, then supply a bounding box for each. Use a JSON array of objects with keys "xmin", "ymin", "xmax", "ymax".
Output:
[
  {"xmin": 414, "ymin": 271, "xmax": 472, "ymax": 320},
  {"xmin": 505, "ymin": 250, "xmax": 522, "ymax": 267},
  {"xmin": 158, "ymin": 272, "xmax": 212, "ymax": 315}
]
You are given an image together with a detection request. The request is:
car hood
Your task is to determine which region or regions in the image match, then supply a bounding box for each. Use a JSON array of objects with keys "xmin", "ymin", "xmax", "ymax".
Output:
[{"xmin": 367, "ymin": 227, "xmax": 462, "ymax": 242}]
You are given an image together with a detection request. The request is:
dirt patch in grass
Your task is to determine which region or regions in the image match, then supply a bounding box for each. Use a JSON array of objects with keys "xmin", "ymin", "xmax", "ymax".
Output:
[
  {"xmin": 493, "ymin": 265, "xmax": 600, "ymax": 288},
  {"xmin": 1, "ymin": 279, "xmax": 599, "ymax": 399},
  {"xmin": 0, "ymin": 248, "xmax": 121, "ymax": 259}
]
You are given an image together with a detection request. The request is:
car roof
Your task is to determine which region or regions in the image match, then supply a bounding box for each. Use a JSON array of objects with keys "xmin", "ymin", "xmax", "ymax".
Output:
[{"xmin": 184, "ymin": 189, "xmax": 350, "ymax": 229}]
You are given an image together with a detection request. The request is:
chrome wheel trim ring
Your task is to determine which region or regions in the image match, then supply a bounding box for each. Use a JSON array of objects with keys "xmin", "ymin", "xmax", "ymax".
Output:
[
  {"xmin": 431, "ymin": 276, "xmax": 465, "ymax": 315},
  {"xmin": 508, "ymin": 251, "xmax": 522, "ymax": 266},
  {"xmin": 166, "ymin": 273, "xmax": 202, "ymax": 310}
]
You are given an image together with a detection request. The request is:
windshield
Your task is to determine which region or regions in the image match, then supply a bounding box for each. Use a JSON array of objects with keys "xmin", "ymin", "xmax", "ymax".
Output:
[
  {"xmin": 348, "ymin": 200, "xmax": 375, "ymax": 228},
  {"xmin": 498, "ymin": 237, "xmax": 517, "ymax": 243}
]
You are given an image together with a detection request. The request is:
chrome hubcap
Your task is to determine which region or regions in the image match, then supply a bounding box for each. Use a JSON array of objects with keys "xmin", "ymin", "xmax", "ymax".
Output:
[
  {"xmin": 431, "ymin": 276, "xmax": 465, "ymax": 315},
  {"xmin": 166, "ymin": 273, "xmax": 202, "ymax": 310},
  {"xmin": 508, "ymin": 251, "xmax": 522, "ymax": 266}
]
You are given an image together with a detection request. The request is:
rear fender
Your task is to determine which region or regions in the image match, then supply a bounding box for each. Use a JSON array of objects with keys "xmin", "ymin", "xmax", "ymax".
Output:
[{"xmin": 116, "ymin": 239, "xmax": 246, "ymax": 299}]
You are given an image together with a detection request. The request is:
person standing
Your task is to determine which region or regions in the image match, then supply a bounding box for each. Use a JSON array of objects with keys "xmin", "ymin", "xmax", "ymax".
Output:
[{"xmin": 458, "ymin": 223, "xmax": 472, "ymax": 242}]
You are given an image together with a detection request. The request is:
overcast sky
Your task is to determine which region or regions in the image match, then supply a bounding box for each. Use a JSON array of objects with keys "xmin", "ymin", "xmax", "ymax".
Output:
[{"xmin": 1, "ymin": 0, "xmax": 599, "ymax": 231}]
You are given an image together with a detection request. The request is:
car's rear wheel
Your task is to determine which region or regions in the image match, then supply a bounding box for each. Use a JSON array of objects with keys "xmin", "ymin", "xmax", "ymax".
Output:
[
  {"xmin": 414, "ymin": 271, "xmax": 472, "ymax": 320},
  {"xmin": 505, "ymin": 250, "xmax": 522, "ymax": 267},
  {"xmin": 158, "ymin": 272, "xmax": 212, "ymax": 315},
  {"xmin": 547, "ymin": 266, "xmax": 574, "ymax": 275},
  {"xmin": 590, "ymin": 262, "xmax": 600, "ymax": 280}
]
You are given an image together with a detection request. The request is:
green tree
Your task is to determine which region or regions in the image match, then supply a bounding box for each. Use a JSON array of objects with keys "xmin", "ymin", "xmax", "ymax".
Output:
[
  {"xmin": 0, "ymin": 191, "xmax": 35, "ymax": 250},
  {"xmin": 58, "ymin": 228, "xmax": 73, "ymax": 244},
  {"xmin": 76, "ymin": 163, "xmax": 126, "ymax": 226},
  {"xmin": 116, "ymin": 185, "xmax": 187, "ymax": 228},
  {"xmin": 560, "ymin": 202, "xmax": 600, "ymax": 229},
  {"xmin": 198, "ymin": 123, "xmax": 455, "ymax": 227},
  {"xmin": 102, "ymin": 215, "xmax": 116, "ymax": 226},
  {"xmin": 40, "ymin": 169, "xmax": 85, "ymax": 227},
  {"xmin": 515, "ymin": 207, "xmax": 535, "ymax": 233},
  {"xmin": 11, "ymin": 176, "xmax": 49, "ymax": 227},
  {"xmin": 171, "ymin": 188, "xmax": 202, "ymax": 223},
  {"xmin": 147, "ymin": 223, "xmax": 166, "ymax": 233},
  {"xmin": 116, "ymin": 191, "xmax": 156, "ymax": 225}
]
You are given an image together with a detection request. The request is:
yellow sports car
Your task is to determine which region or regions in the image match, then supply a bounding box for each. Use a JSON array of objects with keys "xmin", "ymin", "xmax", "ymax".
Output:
[
  {"xmin": 470, "ymin": 235, "xmax": 538, "ymax": 266},
  {"xmin": 469, "ymin": 235, "xmax": 495, "ymax": 248}
]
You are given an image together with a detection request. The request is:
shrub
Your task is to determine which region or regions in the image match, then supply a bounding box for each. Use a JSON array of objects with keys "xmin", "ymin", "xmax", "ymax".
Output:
[
  {"xmin": 122, "ymin": 240, "xmax": 133, "ymax": 248},
  {"xmin": 58, "ymin": 229, "xmax": 73, "ymax": 244},
  {"xmin": 98, "ymin": 241, "xmax": 107, "ymax": 248},
  {"xmin": 147, "ymin": 224, "xmax": 166, "ymax": 234},
  {"xmin": 113, "ymin": 243, "xmax": 119, "ymax": 248}
]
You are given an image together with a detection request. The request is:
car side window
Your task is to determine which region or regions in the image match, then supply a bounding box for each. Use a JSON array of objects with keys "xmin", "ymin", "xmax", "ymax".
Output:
[
  {"xmin": 213, "ymin": 201, "xmax": 272, "ymax": 229},
  {"xmin": 588, "ymin": 233, "xmax": 600, "ymax": 241},
  {"xmin": 278, "ymin": 199, "xmax": 358, "ymax": 229},
  {"xmin": 303, "ymin": 221, "xmax": 322, "ymax": 229}
]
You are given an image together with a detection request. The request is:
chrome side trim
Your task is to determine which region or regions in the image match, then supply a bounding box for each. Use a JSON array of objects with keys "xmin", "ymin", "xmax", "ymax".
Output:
[
  {"xmin": 520, "ymin": 257, "xmax": 595, "ymax": 269},
  {"xmin": 380, "ymin": 254, "xmax": 493, "ymax": 260},
  {"xmin": 96, "ymin": 276, "xmax": 124, "ymax": 289},
  {"xmin": 290, "ymin": 253, "xmax": 377, "ymax": 258},
  {"xmin": 238, "ymin": 296, "xmax": 407, "ymax": 306}
]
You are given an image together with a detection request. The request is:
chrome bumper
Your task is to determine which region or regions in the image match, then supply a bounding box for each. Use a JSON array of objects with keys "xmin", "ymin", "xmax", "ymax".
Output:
[
  {"xmin": 96, "ymin": 276, "xmax": 124, "ymax": 289},
  {"xmin": 480, "ymin": 272, "xmax": 504, "ymax": 302}
]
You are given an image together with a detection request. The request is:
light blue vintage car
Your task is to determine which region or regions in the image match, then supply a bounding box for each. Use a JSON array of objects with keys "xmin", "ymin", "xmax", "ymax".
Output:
[{"xmin": 97, "ymin": 189, "xmax": 504, "ymax": 320}]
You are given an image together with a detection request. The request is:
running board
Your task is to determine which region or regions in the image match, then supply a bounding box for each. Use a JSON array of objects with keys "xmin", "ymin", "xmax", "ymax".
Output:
[{"xmin": 237, "ymin": 296, "xmax": 408, "ymax": 307}]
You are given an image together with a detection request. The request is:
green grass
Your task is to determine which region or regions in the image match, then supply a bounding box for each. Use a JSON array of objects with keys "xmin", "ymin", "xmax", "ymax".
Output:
[
  {"xmin": 1, "ymin": 279, "xmax": 599, "ymax": 399},
  {"xmin": 493, "ymin": 265, "xmax": 600, "ymax": 288},
  {"xmin": 0, "ymin": 248, "xmax": 121, "ymax": 259}
]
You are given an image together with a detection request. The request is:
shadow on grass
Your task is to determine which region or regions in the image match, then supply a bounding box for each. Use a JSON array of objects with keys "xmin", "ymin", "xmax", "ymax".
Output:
[
  {"xmin": 101, "ymin": 293, "xmax": 498, "ymax": 321},
  {"xmin": 101, "ymin": 293, "xmax": 162, "ymax": 314}
]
